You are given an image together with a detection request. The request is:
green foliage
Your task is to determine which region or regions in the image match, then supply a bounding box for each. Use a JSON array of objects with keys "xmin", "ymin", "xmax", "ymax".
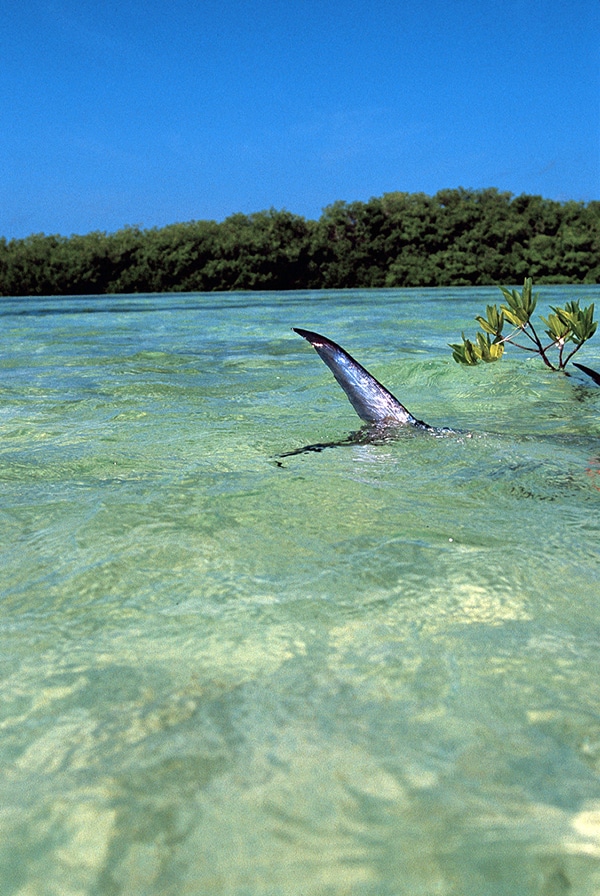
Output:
[
  {"xmin": 498, "ymin": 278, "xmax": 537, "ymax": 326},
  {"xmin": 1, "ymin": 190, "xmax": 600, "ymax": 295},
  {"xmin": 475, "ymin": 304, "xmax": 504, "ymax": 337},
  {"xmin": 450, "ymin": 331, "xmax": 505, "ymax": 365},
  {"xmin": 450, "ymin": 278, "xmax": 597, "ymax": 370},
  {"xmin": 542, "ymin": 300, "xmax": 597, "ymax": 346}
]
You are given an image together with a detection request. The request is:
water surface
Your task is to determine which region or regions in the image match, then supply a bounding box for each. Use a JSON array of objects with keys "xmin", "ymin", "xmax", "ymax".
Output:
[{"xmin": 1, "ymin": 288, "xmax": 599, "ymax": 895}]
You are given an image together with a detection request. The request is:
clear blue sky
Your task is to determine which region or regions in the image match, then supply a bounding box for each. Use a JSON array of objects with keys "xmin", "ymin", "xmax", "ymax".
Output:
[{"xmin": 2, "ymin": 0, "xmax": 599, "ymax": 239}]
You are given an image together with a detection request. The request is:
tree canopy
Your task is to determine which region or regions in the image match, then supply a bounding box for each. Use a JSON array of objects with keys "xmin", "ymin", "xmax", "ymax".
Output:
[{"xmin": 1, "ymin": 189, "xmax": 599, "ymax": 295}]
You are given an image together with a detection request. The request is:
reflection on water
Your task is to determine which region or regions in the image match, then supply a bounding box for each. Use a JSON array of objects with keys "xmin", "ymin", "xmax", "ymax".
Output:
[{"xmin": 0, "ymin": 288, "xmax": 599, "ymax": 895}]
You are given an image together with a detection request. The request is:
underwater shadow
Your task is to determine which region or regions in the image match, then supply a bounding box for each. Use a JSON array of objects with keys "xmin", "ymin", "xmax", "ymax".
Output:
[{"xmin": 275, "ymin": 422, "xmax": 457, "ymax": 466}]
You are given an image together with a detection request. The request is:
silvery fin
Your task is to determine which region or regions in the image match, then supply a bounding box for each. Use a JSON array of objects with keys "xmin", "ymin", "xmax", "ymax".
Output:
[{"xmin": 293, "ymin": 327, "xmax": 432, "ymax": 430}]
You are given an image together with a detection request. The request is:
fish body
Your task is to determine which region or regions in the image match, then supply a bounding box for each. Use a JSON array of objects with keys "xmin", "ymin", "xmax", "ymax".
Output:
[{"xmin": 293, "ymin": 328, "xmax": 431, "ymax": 430}]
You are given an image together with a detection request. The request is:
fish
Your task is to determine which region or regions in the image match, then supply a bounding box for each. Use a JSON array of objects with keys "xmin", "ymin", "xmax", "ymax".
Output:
[
  {"xmin": 573, "ymin": 362, "xmax": 600, "ymax": 386},
  {"xmin": 292, "ymin": 328, "xmax": 433, "ymax": 430}
]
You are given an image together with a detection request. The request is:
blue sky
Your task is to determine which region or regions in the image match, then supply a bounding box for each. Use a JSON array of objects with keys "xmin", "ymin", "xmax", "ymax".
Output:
[{"xmin": 2, "ymin": 0, "xmax": 599, "ymax": 238}]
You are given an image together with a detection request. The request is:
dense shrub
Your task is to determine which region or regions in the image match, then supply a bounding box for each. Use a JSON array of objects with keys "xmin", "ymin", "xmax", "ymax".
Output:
[{"xmin": 1, "ymin": 189, "xmax": 599, "ymax": 295}]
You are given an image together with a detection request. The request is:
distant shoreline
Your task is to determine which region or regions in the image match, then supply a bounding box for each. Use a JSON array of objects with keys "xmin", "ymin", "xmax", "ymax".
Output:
[{"xmin": 1, "ymin": 188, "xmax": 598, "ymax": 296}]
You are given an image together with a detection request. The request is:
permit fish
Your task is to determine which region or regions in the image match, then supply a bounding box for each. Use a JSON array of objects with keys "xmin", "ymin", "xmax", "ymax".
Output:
[{"xmin": 293, "ymin": 327, "xmax": 433, "ymax": 430}]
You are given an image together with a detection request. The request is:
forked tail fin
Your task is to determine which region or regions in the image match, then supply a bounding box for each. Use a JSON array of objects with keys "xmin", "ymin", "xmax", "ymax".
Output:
[
  {"xmin": 574, "ymin": 362, "xmax": 600, "ymax": 386},
  {"xmin": 293, "ymin": 328, "xmax": 430, "ymax": 428}
]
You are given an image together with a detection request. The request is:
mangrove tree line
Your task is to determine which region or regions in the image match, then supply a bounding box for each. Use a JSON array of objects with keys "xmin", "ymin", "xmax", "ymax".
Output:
[{"xmin": 1, "ymin": 188, "xmax": 599, "ymax": 295}]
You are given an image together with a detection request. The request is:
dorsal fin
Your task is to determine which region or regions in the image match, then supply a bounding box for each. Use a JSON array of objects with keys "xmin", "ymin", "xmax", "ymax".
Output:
[{"xmin": 293, "ymin": 328, "xmax": 430, "ymax": 429}]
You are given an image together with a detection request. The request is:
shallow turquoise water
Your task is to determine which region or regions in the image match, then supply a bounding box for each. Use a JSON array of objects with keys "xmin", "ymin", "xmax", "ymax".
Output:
[{"xmin": 1, "ymin": 287, "xmax": 599, "ymax": 896}]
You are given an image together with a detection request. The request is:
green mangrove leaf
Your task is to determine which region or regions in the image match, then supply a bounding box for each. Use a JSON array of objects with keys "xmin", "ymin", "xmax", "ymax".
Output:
[
  {"xmin": 475, "ymin": 331, "xmax": 503, "ymax": 362},
  {"xmin": 541, "ymin": 311, "xmax": 571, "ymax": 344},
  {"xmin": 499, "ymin": 278, "xmax": 537, "ymax": 326},
  {"xmin": 488, "ymin": 341, "xmax": 504, "ymax": 360},
  {"xmin": 548, "ymin": 301, "xmax": 597, "ymax": 345},
  {"xmin": 475, "ymin": 304, "xmax": 504, "ymax": 337},
  {"xmin": 500, "ymin": 305, "xmax": 528, "ymax": 327},
  {"xmin": 449, "ymin": 334, "xmax": 481, "ymax": 365},
  {"xmin": 450, "ymin": 279, "xmax": 596, "ymax": 370}
]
